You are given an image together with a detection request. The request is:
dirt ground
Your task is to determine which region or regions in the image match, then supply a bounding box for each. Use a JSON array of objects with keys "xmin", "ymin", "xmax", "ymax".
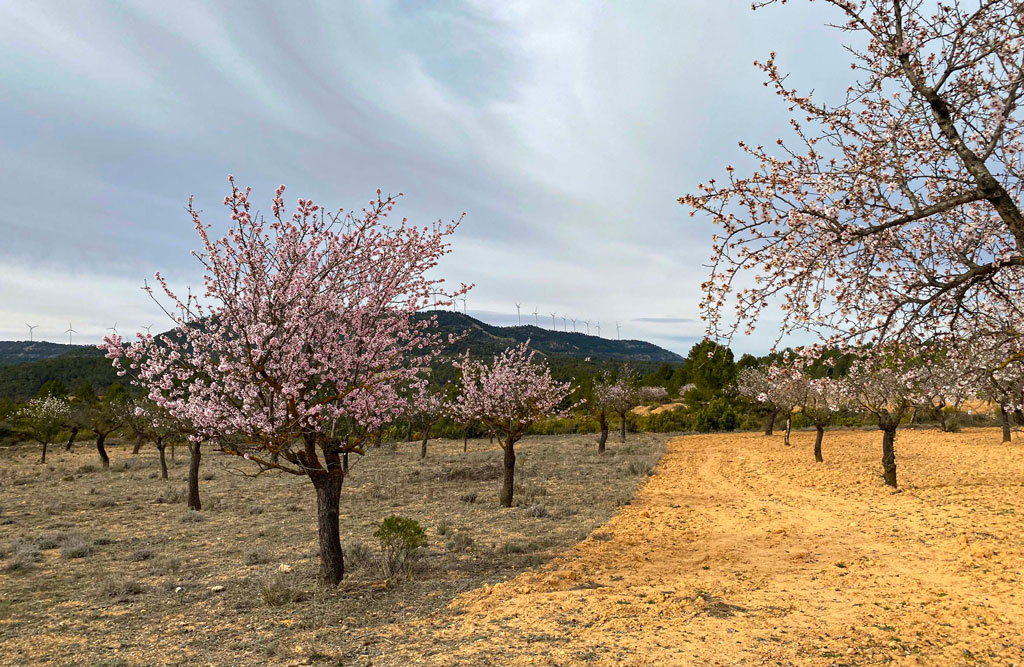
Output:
[
  {"xmin": 0, "ymin": 431, "xmax": 667, "ymax": 666},
  {"xmin": 378, "ymin": 427, "xmax": 1024, "ymax": 666}
]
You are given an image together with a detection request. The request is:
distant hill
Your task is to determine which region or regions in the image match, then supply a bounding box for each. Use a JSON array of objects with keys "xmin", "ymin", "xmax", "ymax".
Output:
[
  {"xmin": 0, "ymin": 340, "xmax": 97, "ymax": 367},
  {"xmin": 425, "ymin": 311, "xmax": 683, "ymax": 362},
  {"xmin": 0, "ymin": 312, "xmax": 681, "ymax": 398}
]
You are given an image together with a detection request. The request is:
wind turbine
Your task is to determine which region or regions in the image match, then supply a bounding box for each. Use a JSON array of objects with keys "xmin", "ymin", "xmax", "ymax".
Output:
[
  {"xmin": 570, "ymin": 317, "xmax": 577, "ymax": 333},
  {"xmin": 64, "ymin": 322, "xmax": 78, "ymax": 345},
  {"xmin": 583, "ymin": 320, "xmax": 590, "ymax": 335},
  {"xmin": 107, "ymin": 322, "xmax": 119, "ymax": 336},
  {"xmin": 615, "ymin": 322, "xmax": 621, "ymax": 340},
  {"xmin": 549, "ymin": 311, "xmax": 557, "ymax": 329},
  {"xmin": 141, "ymin": 323, "xmax": 154, "ymax": 336},
  {"xmin": 561, "ymin": 314, "xmax": 567, "ymax": 331},
  {"xmin": 461, "ymin": 296, "xmax": 467, "ymax": 315},
  {"xmin": 515, "ymin": 302, "xmax": 522, "ymax": 326},
  {"xmin": 532, "ymin": 306, "xmax": 539, "ymax": 327},
  {"xmin": 25, "ymin": 323, "xmax": 38, "ymax": 342},
  {"xmin": 596, "ymin": 320, "xmax": 601, "ymax": 337}
]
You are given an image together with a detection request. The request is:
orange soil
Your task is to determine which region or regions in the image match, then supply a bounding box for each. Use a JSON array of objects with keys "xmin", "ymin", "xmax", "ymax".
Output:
[{"xmin": 384, "ymin": 428, "xmax": 1024, "ymax": 666}]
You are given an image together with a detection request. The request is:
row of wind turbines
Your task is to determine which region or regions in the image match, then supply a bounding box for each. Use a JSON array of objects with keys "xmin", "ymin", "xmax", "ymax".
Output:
[
  {"xmin": 434, "ymin": 295, "xmax": 618, "ymax": 342},
  {"xmin": 513, "ymin": 303, "xmax": 621, "ymax": 339},
  {"xmin": 23, "ymin": 322, "xmax": 154, "ymax": 345}
]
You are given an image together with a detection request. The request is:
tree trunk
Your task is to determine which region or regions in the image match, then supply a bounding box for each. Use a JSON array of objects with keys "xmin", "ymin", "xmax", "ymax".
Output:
[
  {"xmin": 499, "ymin": 439, "xmax": 516, "ymax": 508},
  {"xmin": 784, "ymin": 413, "xmax": 792, "ymax": 446},
  {"xmin": 763, "ymin": 408, "xmax": 777, "ymax": 436},
  {"xmin": 619, "ymin": 411, "xmax": 627, "ymax": 443},
  {"xmin": 1000, "ymin": 405, "xmax": 1012, "ymax": 443},
  {"xmin": 420, "ymin": 422, "xmax": 430, "ymax": 459},
  {"xmin": 598, "ymin": 409, "xmax": 609, "ymax": 454},
  {"xmin": 343, "ymin": 452, "xmax": 349, "ymax": 474},
  {"xmin": 463, "ymin": 428, "xmax": 468, "ymax": 452},
  {"xmin": 814, "ymin": 425, "xmax": 824, "ymax": 463},
  {"xmin": 40, "ymin": 441, "xmax": 48, "ymax": 464},
  {"xmin": 65, "ymin": 426, "xmax": 79, "ymax": 452},
  {"xmin": 156, "ymin": 437, "xmax": 168, "ymax": 480},
  {"xmin": 187, "ymin": 441, "xmax": 201, "ymax": 511},
  {"xmin": 374, "ymin": 429, "xmax": 383, "ymax": 448},
  {"xmin": 310, "ymin": 468, "xmax": 345, "ymax": 586},
  {"xmin": 96, "ymin": 433, "xmax": 110, "ymax": 469},
  {"xmin": 406, "ymin": 421, "xmax": 414, "ymax": 442},
  {"xmin": 881, "ymin": 426, "xmax": 897, "ymax": 488},
  {"xmin": 132, "ymin": 436, "xmax": 143, "ymax": 455},
  {"xmin": 932, "ymin": 405, "xmax": 947, "ymax": 432}
]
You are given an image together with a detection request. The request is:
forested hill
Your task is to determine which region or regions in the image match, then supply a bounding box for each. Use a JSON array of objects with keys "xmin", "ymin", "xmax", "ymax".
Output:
[
  {"xmin": 423, "ymin": 311, "xmax": 684, "ymax": 363},
  {"xmin": 0, "ymin": 340, "xmax": 99, "ymax": 367},
  {"xmin": 0, "ymin": 312, "xmax": 683, "ymax": 398}
]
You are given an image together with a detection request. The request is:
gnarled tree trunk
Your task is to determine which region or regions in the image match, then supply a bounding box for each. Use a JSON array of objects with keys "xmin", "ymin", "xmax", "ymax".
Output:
[
  {"xmin": 310, "ymin": 462, "xmax": 345, "ymax": 586},
  {"xmin": 187, "ymin": 441, "xmax": 201, "ymax": 510},
  {"xmin": 96, "ymin": 432, "xmax": 110, "ymax": 469},
  {"xmin": 420, "ymin": 422, "xmax": 430, "ymax": 459},
  {"xmin": 40, "ymin": 441, "xmax": 48, "ymax": 464},
  {"xmin": 65, "ymin": 426, "xmax": 79, "ymax": 452},
  {"xmin": 463, "ymin": 428, "xmax": 468, "ymax": 452},
  {"xmin": 619, "ymin": 411, "xmax": 627, "ymax": 443},
  {"xmin": 763, "ymin": 408, "xmax": 777, "ymax": 436},
  {"xmin": 499, "ymin": 439, "xmax": 517, "ymax": 508},
  {"xmin": 881, "ymin": 424, "xmax": 897, "ymax": 488},
  {"xmin": 932, "ymin": 404, "xmax": 947, "ymax": 432},
  {"xmin": 784, "ymin": 412, "xmax": 792, "ymax": 446},
  {"xmin": 1000, "ymin": 405, "xmax": 1012, "ymax": 443},
  {"xmin": 156, "ymin": 437, "xmax": 168, "ymax": 480},
  {"xmin": 406, "ymin": 421, "xmax": 414, "ymax": 442},
  {"xmin": 813, "ymin": 424, "xmax": 824, "ymax": 463},
  {"xmin": 132, "ymin": 436, "xmax": 144, "ymax": 455},
  {"xmin": 598, "ymin": 409, "xmax": 609, "ymax": 454}
]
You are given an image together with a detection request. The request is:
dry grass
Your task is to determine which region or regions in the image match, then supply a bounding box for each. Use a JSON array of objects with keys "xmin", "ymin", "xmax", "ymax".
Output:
[{"xmin": 0, "ymin": 431, "xmax": 668, "ymax": 666}]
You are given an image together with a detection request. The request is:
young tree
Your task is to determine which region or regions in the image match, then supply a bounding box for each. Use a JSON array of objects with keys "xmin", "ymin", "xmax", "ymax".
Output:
[
  {"xmin": 453, "ymin": 342, "xmax": 573, "ymax": 507},
  {"xmin": 637, "ymin": 386, "xmax": 668, "ymax": 404},
  {"xmin": 592, "ymin": 372, "xmax": 634, "ymax": 453},
  {"xmin": 87, "ymin": 384, "xmax": 130, "ymax": 469},
  {"xmin": 914, "ymin": 347, "xmax": 975, "ymax": 432},
  {"xmin": 18, "ymin": 396, "xmax": 71, "ymax": 464},
  {"xmin": 412, "ymin": 386, "xmax": 449, "ymax": 460},
  {"xmin": 736, "ymin": 366, "xmax": 780, "ymax": 435},
  {"xmin": 64, "ymin": 382, "xmax": 96, "ymax": 452},
  {"xmin": 681, "ymin": 1, "xmax": 1024, "ymax": 357},
  {"xmin": 800, "ymin": 376, "xmax": 847, "ymax": 463},
  {"xmin": 846, "ymin": 351, "xmax": 921, "ymax": 488},
  {"xmin": 103, "ymin": 179, "xmax": 464, "ymax": 585}
]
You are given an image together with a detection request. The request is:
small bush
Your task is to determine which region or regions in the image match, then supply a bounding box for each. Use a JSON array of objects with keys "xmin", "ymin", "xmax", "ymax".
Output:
[
  {"xmin": 244, "ymin": 549, "xmax": 270, "ymax": 566},
  {"xmin": 130, "ymin": 549, "xmax": 154, "ymax": 562},
  {"xmin": 99, "ymin": 576, "xmax": 145, "ymax": 601},
  {"xmin": 4, "ymin": 542, "xmax": 41, "ymax": 571},
  {"xmin": 46, "ymin": 502, "xmax": 65, "ymax": 516},
  {"xmin": 459, "ymin": 492, "xmax": 478, "ymax": 504},
  {"xmin": 156, "ymin": 487, "xmax": 186, "ymax": 504},
  {"xmin": 34, "ymin": 533, "xmax": 63, "ymax": 550},
  {"xmin": 342, "ymin": 539, "xmax": 374, "ymax": 573},
  {"xmin": 93, "ymin": 537, "xmax": 116, "ymax": 546},
  {"xmin": 257, "ymin": 570, "xmax": 309, "ymax": 607},
  {"xmin": 525, "ymin": 504, "xmax": 550, "ymax": 518},
  {"xmin": 181, "ymin": 509, "xmax": 205, "ymax": 523},
  {"xmin": 373, "ymin": 516, "xmax": 427, "ymax": 579},
  {"xmin": 247, "ymin": 505, "xmax": 265, "ymax": 516},
  {"xmin": 60, "ymin": 535, "xmax": 93, "ymax": 559},
  {"xmin": 94, "ymin": 497, "xmax": 116, "ymax": 508},
  {"xmin": 445, "ymin": 532, "xmax": 474, "ymax": 553},
  {"xmin": 77, "ymin": 465, "xmax": 97, "ymax": 474},
  {"xmin": 501, "ymin": 540, "xmax": 534, "ymax": 554},
  {"xmin": 436, "ymin": 519, "xmax": 451, "ymax": 536},
  {"xmin": 201, "ymin": 471, "xmax": 216, "ymax": 481}
]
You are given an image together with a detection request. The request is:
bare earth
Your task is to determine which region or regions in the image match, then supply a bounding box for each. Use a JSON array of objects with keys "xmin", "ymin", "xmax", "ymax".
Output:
[{"xmin": 383, "ymin": 428, "xmax": 1024, "ymax": 666}]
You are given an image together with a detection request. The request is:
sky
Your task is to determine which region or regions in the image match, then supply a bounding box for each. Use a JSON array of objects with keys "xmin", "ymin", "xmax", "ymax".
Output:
[{"xmin": 0, "ymin": 0, "xmax": 851, "ymax": 356}]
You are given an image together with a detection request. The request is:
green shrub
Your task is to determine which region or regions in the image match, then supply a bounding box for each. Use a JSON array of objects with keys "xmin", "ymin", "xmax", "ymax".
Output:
[{"xmin": 373, "ymin": 516, "xmax": 427, "ymax": 579}]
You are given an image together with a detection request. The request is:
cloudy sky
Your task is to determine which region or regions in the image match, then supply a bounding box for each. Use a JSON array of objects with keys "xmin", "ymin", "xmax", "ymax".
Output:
[{"xmin": 0, "ymin": 0, "xmax": 849, "ymax": 356}]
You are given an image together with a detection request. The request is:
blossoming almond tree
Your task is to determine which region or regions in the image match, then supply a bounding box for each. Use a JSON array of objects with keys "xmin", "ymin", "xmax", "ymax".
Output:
[
  {"xmin": 846, "ymin": 348, "xmax": 922, "ymax": 488},
  {"xmin": 680, "ymin": 1, "xmax": 1024, "ymax": 351},
  {"xmin": 103, "ymin": 178, "xmax": 465, "ymax": 585},
  {"xmin": 453, "ymin": 342, "xmax": 573, "ymax": 507},
  {"xmin": 800, "ymin": 376, "xmax": 848, "ymax": 463},
  {"xmin": 737, "ymin": 366, "xmax": 780, "ymax": 435},
  {"xmin": 592, "ymin": 373, "xmax": 637, "ymax": 451},
  {"xmin": 18, "ymin": 396, "xmax": 71, "ymax": 464}
]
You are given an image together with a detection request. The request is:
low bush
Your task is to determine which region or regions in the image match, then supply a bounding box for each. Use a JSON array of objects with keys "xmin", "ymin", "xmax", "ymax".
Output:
[{"xmin": 374, "ymin": 516, "xmax": 427, "ymax": 579}]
